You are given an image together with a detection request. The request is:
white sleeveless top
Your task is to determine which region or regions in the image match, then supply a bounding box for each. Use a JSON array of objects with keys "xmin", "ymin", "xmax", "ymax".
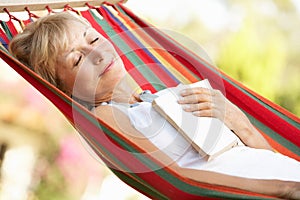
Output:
[{"xmin": 112, "ymin": 101, "xmax": 300, "ymax": 182}]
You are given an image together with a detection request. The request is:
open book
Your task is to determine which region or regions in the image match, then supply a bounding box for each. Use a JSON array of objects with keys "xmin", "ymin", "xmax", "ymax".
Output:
[{"xmin": 152, "ymin": 79, "xmax": 238, "ymax": 160}]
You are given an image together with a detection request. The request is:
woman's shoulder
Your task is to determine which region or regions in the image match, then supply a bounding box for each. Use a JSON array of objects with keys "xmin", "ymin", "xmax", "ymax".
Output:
[{"xmin": 93, "ymin": 104, "xmax": 142, "ymax": 137}]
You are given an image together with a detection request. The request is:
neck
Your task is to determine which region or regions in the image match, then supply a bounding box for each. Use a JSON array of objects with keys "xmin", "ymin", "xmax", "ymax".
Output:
[{"xmin": 104, "ymin": 75, "xmax": 142, "ymax": 104}]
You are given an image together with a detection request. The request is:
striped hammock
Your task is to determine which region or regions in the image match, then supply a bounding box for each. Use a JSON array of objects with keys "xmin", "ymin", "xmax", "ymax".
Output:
[{"xmin": 1, "ymin": 3, "xmax": 299, "ymax": 199}]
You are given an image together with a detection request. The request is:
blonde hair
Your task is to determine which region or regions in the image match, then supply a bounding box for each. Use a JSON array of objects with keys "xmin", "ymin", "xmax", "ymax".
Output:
[{"xmin": 9, "ymin": 12, "xmax": 89, "ymax": 92}]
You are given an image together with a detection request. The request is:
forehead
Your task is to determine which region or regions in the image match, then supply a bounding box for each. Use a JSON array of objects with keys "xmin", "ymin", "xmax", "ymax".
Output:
[
  {"xmin": 66, "ymin": 20, "xmax": 90, "ymax": 37},
  {"xmin": 61, "ymin": 21, "xmax": 89, "ymax": 50}
]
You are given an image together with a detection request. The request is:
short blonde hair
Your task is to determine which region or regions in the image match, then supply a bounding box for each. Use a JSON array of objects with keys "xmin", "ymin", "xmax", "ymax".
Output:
[{"xmin": 9, "ymin": 12, "xmax": 89, "ymax": 92}]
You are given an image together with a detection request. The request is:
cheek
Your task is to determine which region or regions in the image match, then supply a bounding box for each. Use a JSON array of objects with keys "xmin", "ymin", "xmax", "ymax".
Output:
[
  {"xmin": 96, "ymin": 69, "xmax": 123, "ymax": 92},
  {"xmin": 97, "ymin": 75, "xmax": 115, "ymax": 90}
]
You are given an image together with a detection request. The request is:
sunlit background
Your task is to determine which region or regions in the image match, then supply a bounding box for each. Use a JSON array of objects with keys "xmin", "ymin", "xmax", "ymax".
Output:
[{"xmin": 0, "ymin": 0, "xmax": 299, "ymax": 199}]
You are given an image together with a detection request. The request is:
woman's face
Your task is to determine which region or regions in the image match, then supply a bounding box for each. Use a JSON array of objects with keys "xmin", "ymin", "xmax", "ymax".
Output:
[{"xmin": 56, "ymin": 20, "xmax": 126, "ymax": 103}]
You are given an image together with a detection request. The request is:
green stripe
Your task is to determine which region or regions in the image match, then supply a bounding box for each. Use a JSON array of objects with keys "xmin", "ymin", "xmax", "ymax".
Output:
[
  {"xmin": 111, "ymin": 168, "xmax": 168, "ymax": 200},
  {"xmin": 0, "ymin": 21, "xmax": 13, "ymax": 40},
  {"xmin": 246, "ymin": 112, "xmax": 300, "ymax": 155},
  {"xmin": 153, "ymin": 167, "xmax": 273, "ymax": 199}
]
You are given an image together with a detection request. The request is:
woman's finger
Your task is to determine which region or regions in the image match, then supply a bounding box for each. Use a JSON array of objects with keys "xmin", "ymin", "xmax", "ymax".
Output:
[
  {"xmin": 180, "ymin": 87, "xmax": 213, "ymax": 96},
  {"xmin": 180, "ymin": 87, "xmax": 211, "ymax": 96},
  {"xmin": 182, "ymin": 102, "xmax": 212, "ymax": 112},
  {"xmin": 192, "ymin": 109, "xmax": 214, "ymax": 118},
  {"xmin": 192, "ymin": 109, "xmax": 224, "ymax": 120},
  {"xmin": 178, "ymin": 93, "xmax": 212, "ymax": 104}
]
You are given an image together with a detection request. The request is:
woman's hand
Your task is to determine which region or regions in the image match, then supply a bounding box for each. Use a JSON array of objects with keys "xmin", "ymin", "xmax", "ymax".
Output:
[
  {"xmin": 177, "ymin": 87, "xmax": 273, "ymax": 150},
  {"xmin": 177, "ymin": 87, "xmax": 238, "ymax": 130}
]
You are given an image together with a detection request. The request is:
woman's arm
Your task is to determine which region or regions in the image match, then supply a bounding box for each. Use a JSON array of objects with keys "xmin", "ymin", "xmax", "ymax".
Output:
[
  {"xmin": 177, "ymin": 167, "xmax": 300, "ymax": 199},
  {"xmin": 178, "ymin": 87, "xmax": 273, "ymax": 151},
  {"xmin": 95, "ymin": 105, "xmax": 299, "ymax": 199}
]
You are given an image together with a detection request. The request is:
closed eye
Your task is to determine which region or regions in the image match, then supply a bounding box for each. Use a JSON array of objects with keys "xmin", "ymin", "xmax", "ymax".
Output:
[
  {"xmin": 90, "ymin": 37, "xmax": 99, "ymax": 44},
  {"xmin": 74, "ymin": 55, "xmax": 82, "ymax": 67}
]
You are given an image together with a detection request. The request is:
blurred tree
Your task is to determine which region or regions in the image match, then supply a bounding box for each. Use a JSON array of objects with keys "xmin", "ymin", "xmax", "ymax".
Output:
[
  {"xmin": 217, "ymin": 17, "xmax": 286, "ymax": 101},
  {"xmin": 216, "ymin": 0, "xmax": 300, "ymax": 116}
]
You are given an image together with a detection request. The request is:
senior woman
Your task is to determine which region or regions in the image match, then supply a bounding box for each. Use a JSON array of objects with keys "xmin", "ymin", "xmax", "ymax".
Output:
[{"xmin": 9, "ymin": 12, "xmax": 300, "ymax": 199}]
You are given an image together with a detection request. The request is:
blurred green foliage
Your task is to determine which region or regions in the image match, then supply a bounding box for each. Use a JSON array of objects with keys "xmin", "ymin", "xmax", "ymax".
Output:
[
  {"xmin": 219, "ymin": 0, "xmax": 300, "ymax": 116},
  {"xmin": 176, "ymin": 0, "xmax": 300, "ymax": 116},
  {"xmin": 217, "ymin": 18, "xmax": 286, "ymax": 103}
]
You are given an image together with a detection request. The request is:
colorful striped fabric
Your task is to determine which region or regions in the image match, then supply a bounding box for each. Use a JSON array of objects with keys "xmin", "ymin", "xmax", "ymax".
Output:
[{"xmin": 0, "ymin": 3, "xmax": 299, "ymax": 199}]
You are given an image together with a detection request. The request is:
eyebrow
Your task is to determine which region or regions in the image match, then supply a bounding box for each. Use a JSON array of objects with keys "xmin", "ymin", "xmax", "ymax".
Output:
[
  {"xmin": 66, "ymin": 27, "xmax": 90, "ymax": 56},
  {"xmin": 83, "ymin": 26, "xmax": 91, "ymax": 37}
]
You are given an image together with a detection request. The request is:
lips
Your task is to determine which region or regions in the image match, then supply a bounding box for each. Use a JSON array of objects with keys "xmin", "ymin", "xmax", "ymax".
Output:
[{"xmin": 99, "ymin": 60, "xmax": 114, "ymax": 76}]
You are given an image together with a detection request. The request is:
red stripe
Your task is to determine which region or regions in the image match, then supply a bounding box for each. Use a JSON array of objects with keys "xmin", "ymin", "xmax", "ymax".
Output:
[
  {"xmin": 22, "ymin": 19, "xmax": 33, "ymax": 26},
  {"xmin": 0, "ymin": 28, "xmax": 10, "ymax": 44},
  {"xmin": 5, "ymin": 20, "xmax": 19, "ymax": 37}
]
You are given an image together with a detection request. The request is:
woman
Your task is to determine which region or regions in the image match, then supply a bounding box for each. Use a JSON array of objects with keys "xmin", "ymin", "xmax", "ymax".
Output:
[{"xmin": 9, "ymin": 12, "xmax": 300, "ymax": 199}]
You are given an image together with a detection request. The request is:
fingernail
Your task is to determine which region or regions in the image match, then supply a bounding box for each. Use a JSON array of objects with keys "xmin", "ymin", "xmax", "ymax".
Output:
[
  {"xmin": 180, "ymin": 89, "xmax": 187, "ymax": 95},
  {"xmin": 177, "ymin": 97, "xmax": 184, "ymax": 103},
  {"xmin": 182, "ymin": 104, "xmax": 190, "ymax": 110},
  {"xmin": 192, "ymin": 111, "xmax": 200, "ymax": 116}
]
